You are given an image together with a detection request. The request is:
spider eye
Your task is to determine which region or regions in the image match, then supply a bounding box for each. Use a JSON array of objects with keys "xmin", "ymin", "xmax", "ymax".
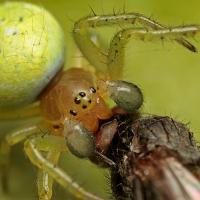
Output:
[
  {"xmin": 89, "ymin": 87, "xmax": 96, "ymax": 93},
  {"xmin": 63, "ymin": 120, "xmax": 95, "ymax": 158},
  {"xmin": 106, "ymin": 80, "xmax": 143, "ymax": 112}
]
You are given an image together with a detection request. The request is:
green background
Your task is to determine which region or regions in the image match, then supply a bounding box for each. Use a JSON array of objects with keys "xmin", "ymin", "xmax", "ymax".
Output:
[{"xmin": 1, "ymin": 0, "xmax": 200, "ymax": 199}]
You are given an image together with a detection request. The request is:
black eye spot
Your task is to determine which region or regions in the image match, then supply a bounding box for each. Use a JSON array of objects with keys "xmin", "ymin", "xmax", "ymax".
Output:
[
  {"xmin": 70, "ymin": 110, "xmax": 77, "ymax": 116},
  {"xmin": 74, "ymin": 97, "xmax": 81, "ymax": 104},
  {"xmin": 88, "ymin": 99, "xmax": 92, "ymax": 104},
  {"xmin": 79, "ymin": 92, "xmax": 86, "ymax": 97},
  {"xmin": 82, "ymin": 105, "xmax": 87, "ymax": 109},
  {"xmin": 90, "ymin": 87, "xmax": 96, "ymax": 93}
]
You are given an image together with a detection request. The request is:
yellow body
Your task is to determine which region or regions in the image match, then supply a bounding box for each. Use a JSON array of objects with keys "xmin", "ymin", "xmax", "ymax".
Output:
[{"xmin": 0, "ymin": 2, "xmax": 65, "ymax": 110}]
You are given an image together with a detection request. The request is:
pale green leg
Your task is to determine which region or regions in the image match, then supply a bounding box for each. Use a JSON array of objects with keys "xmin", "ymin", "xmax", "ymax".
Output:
[
  {"xmin": 73, "ymin": 30, "xmax": 108, "ymax": 70},
  {"xmin": 73, "ymin": 13, "xmax": 197, "ymax": 79},
  {"xmin": 0, "ymin": 139, "xmax": 10, "ymax": 192},
  {"xmin": 37, "ymin": 151, "xmax": 60, "ymax": 200},
  {"xmin": 0, "ymin": 124, "xmax": 40, "ymax": 192},
  {"xmin": 0, "ymin": 125, "xmax": 64, "ymax": 200},
  {"xmin": 24, "ymin": 135, "xmax": 104, "ymax": 200},
  {"xmin": 108, "ymin": 25, "xmax": 200, "ymax": 78},
  {"xmin": 0, "ymin": 101, "xmax": 41, "ymax": 192},
  {"xmin": 0, "ymin": 102, "xmax": 40, "ymax": 120}
]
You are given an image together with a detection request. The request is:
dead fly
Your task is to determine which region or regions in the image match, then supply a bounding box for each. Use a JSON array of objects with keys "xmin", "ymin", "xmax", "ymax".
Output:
[{"xmin": 93, "ymin": 114, "xmax": 200, "ymax": 200}]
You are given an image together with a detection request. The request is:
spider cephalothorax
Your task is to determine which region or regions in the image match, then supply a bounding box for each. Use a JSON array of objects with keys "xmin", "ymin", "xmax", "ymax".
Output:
[
  {"xmin": 40, "ymin": 65, "xmax": 143, "ymax": 158},
  {"xmin": 40, "ymin": 68, "xmax": 112, "ymax": 133}
]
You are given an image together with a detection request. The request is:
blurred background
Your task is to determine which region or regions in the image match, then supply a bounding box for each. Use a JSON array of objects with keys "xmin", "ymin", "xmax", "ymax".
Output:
[{"xmin": 1, "ymin": 0, "xmax": 200, "ymax": 199}]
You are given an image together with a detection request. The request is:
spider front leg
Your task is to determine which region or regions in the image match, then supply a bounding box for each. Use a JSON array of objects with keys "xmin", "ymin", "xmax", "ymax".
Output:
[
  {"xmin": 24, "ymin": 134, "xmax": 104, "ymax": 200},
  {"xmin": 73, "ymin": 13, "xmax": 198, "ymax": 79},
  {"xmin": 108, "ymin": 25, "xmax": 200, "ymax": 78},
  {"xmin": 99, "ymin": 26, "xmax": 200, "ymax": 112}
]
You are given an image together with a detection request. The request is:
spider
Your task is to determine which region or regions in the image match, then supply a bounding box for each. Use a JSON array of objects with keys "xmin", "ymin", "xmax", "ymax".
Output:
[{"xmin": 1, "ymin": 2, "xmax": 200, "ymax": 200}]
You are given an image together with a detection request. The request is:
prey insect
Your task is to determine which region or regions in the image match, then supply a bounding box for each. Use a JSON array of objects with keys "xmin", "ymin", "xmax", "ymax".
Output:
[
  {"xmin": 105, "ymin": 114, "xmax": 200, "ymax": 200},
  {"xmin": 1, "ymin": 4, "xmax": 200, "ymax": 200}
]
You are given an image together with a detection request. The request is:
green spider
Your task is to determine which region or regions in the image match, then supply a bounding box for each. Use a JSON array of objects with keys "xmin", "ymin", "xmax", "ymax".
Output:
[{"xmin": 0, "ymin": 2, "xmax": 200, "ymax": 200}]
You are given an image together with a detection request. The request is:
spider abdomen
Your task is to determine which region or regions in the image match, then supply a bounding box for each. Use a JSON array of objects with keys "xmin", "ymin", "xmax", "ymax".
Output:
[{"xmin": 0, "ymin": 2, "xmax": 65, "ymax": 111}]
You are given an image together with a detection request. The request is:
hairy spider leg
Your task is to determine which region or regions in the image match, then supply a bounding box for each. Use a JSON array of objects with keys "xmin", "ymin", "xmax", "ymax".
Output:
[
  {"xmin": 73, "ymin": 31, "xmax": 107, "ymax": 71},
  {"xmin": 73, "ymin": 13, "xmax": 197, "ymax": 80},
  {"xmin": 108, "ymin": 25, "xmax": 200, "ymax": 78},
  {"xmin": 0, "ymin": 123, "xmax": 104, "ymax": 200}
]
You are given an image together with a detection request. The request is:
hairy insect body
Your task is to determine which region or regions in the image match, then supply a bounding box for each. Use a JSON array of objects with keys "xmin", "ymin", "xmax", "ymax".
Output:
[{"xmin": 40, "ymin": 68, "xmax": 112, "ymax": 135}]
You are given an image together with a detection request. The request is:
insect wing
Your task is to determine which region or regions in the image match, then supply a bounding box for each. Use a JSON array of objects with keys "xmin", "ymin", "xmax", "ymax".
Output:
[{"xmin": 156, "ymin": 158, "xmax": 200, "ymax": 200}]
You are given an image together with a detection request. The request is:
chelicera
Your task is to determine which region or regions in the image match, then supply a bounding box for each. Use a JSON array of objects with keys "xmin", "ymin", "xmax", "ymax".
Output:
[{"xmin": 1, "ymin": 6, "xmax": 200, "ymax": 200}]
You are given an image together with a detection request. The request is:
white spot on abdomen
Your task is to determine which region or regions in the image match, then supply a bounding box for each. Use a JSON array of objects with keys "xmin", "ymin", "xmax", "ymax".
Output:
[{"xmin": 5, "ymin": 27, "xmax": 19, "ymax": 36}]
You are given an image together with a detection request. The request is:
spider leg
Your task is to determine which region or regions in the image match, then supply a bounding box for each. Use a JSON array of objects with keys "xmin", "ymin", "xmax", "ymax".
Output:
[
  {"xmin": 24, "ymin": 135, "xmax": 104, "ymax": 200},
  {"xmin": 0, "ymin": 140, "xmax": 10, "ymax": 193},
  {"xmin": 37, "ymin": 151, "xmax": 60, "ymax": 200},
  {"xmin": 0, "ymin": 102, "xmax": 41, "ymax": 120},
  {"xmin": 108, "ymin": 25, "xmax": 200, "ymax": 79},
  {"xmin": 73, "ymin": 13, "xmax": 197, "ymax": 79},
  {"xmin": 99, "ymin": 25, "xmax": 200, "ymax": 112},
  {"xmin": 73, "ymin": 31, "xmax": 107, "ymax": 72},
  {"xmin": 0, "ymin": 124, "xmax": 40, "ymax": 193}
]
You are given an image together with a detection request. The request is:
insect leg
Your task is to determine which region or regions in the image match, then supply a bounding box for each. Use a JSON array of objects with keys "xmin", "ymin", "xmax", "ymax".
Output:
[
  {"xmin": 108, "ymin": 25, "xmax": 200, "ymax": 79},
  {"xmin": 24, "ymin": 135, "xmax": 104, "ymax": 200}
]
